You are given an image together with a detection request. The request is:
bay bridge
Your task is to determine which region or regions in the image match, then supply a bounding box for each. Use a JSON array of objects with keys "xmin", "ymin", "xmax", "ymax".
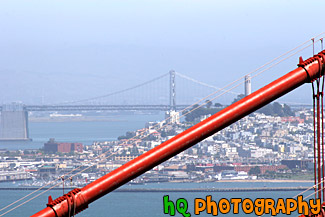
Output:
[{"xmin": 0, "ymin": 71, "xmax": 243, "ymax": 141}]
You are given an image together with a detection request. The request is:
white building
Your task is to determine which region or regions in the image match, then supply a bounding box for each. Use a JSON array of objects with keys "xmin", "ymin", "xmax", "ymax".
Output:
[{"xmin": 165, "ymin": 110, "xmax": 180, "ymax": 124}]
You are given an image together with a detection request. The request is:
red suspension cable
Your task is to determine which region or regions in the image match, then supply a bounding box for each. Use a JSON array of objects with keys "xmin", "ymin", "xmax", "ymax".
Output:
[
  {"xmin": 310, "ymin": 53, "xmax": 325, "ymax": 201},
  {"xmin": 317, "ymin": 89, "xmax": 321, "ymax": 200},
  {"xmin": 320, "ymin": 53, "xmax": 325, "ymax": 201},
  {"xmin": 312, "ymin": 82, "xmax": 317, "ymax": 199},
  {"xmin": 320, "ymin": 88, "xmax": 325, "ymax": 201}
]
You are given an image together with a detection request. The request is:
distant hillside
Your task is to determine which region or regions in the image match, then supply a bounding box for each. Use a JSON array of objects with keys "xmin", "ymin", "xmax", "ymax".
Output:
[
  {"xmin": 257, "ymin": 102, "xmax": 295, "ymax": 117},
  {"xmin": 183, "ymin": 98, "xmax": 295, "ymax": 122},
  {"xmin": 232, "ymin": 94, "xmax": 295, "ymax": 117}
]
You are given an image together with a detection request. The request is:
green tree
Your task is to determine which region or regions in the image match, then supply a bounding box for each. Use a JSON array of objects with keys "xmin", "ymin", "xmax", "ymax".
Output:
[
  {"xmin": 232, "ymin": 94, "xmax": 245, "ymax": 104},
  {"xmin": 248, "ymin": 166, "xmax": 261, "ymax": 177},
  {"xmin": 273, "ymin": 102, "xmax": 284, "ymax": 116},
  {"xmin": 205, "ymin": 100, "xmax": 212, "ymax": 109},
  {"xmin": 283, "ymin": 104, "xmax": 294, "ymax": 116},
  {"xmin": 257, "ymin": 102, "xmax": 294, "ymax": 117},
  {"xmin": 118, "ymin": 131, "xmax": 136, "ymax": 140}
]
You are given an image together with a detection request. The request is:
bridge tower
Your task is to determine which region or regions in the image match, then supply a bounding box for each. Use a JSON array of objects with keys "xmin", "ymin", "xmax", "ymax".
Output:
[
  {"xmin": 169, "ymin": 70, "xmax": 176, "ymax": 111},
  {"xmin": 0, "ymin": 103, "xmax": 30, "ymax": 141}
]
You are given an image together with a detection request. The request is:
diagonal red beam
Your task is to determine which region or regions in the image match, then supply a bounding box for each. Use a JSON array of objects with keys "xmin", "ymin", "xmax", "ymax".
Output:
[{"xmin": 31, "ymin": 51, "xmax": 325, "ymax": 217}]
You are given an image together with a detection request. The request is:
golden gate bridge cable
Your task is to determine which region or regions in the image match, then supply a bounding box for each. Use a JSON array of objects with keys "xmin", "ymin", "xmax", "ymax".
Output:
[
  {"xmin": 36, "ymin": 36, "xmax": 325, "ymax": 215},
  {"xmin": 7, "ymin": 55, "xmax": 305, "ymax": 217},
  {"xmin": 175, "ymin": 34, "xmax": 325, "ymax": 105},
  {"xmin": 0, "ymin": 38, "xmax": 316, "ymax": 216},
  {"xmin": 0, "ymin": 38, "xmax": 318, "ymax": 216},
  {"xmin": 0, "ymin": 35, "xmax": 323, "ymax": 216},
  {"xmin": 0, "ymin": 80, "xmax": 259, "ymax": 215},
  {"xmin": 183, "ymin": 43, "xmax": 316, "ymax": 122},
  {"xmin": 0, "ymin": 67, "xmax": 306, "ymax": 216}
]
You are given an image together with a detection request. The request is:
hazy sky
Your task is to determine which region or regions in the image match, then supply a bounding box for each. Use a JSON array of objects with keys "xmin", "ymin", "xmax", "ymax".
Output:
[{"xmin": 0, "ymin": 0, "xmax": 324, "ymax": 105}]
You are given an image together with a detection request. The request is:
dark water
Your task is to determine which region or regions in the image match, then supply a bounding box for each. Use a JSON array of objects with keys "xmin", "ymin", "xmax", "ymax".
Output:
[{"xmin": 0, "ymin": 181, "xmax": 316, "ymax": 217}]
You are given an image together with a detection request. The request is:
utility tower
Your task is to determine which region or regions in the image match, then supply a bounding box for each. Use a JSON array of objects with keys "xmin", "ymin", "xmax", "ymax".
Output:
[{"xmin": 169, "ymin": 70, "xmax": 176, "ymax": 111}]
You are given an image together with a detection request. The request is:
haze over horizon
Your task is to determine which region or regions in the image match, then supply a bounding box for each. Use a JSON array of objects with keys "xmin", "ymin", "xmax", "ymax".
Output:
[{"xmin": 0, "ymin": 0, "xmax": 324, "ymax": 105}]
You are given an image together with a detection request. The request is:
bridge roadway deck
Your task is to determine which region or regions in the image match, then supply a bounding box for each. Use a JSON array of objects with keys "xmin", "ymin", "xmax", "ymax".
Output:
[{"xmin": 0, "ymin": 105, "xmax": 190, "ymax": 111}]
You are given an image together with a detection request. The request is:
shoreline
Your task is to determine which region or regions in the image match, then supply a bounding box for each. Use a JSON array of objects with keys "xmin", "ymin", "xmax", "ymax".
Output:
[
  {"xmin": 213, "ymin": 179, "xmax": 313, "ymax": 183},
  {"xmin": 0, "ymin": 186, "xmax": 313, "ymax": 192},
  {"xmin": 29, "ymin": 116, "xmax": 125, "ymax": 122}
]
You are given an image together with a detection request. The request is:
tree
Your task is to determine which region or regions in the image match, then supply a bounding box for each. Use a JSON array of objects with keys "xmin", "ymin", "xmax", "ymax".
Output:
[
  {"xmin": 257, "ymin": 102, "xmax": 294, "ymax": 117},
  {"xmin": 214, "ymin": 102, "xmax": 223, "ymax": 107},
  {"xmin": 232, "ymin": 94, "xmax": 245, "ymax": 104},
  {"xmin": 118, "ymin": 131, "xmax": 135, "ymax": 140},
  {"xmin": 248, "ymin": 166, "xmax": 261, "ymax": 177},
  {"xmin": 283, "ymin": 104, "xmax": 295, "ymax": 116},
  {"xmin": 205, "ymin": 100, "xmax": 212, "ymax": 109},
  {"xmin": 273, "ymin": 102, "xmax": 284, "ymax": 116},
  {"xmin": 192, "ymin": 104, "xmax": 200, "ymax": 109},
  {"xmin": 264, "ymin": 170, "xmax": 276, "ymax": 179},
  {"xmin": 184, "ymin": 104, "xmax": 204, "ymax": 122},
  {"xmin": 258, "ymin": 104, "xmax": 274, "ymax": 116}
]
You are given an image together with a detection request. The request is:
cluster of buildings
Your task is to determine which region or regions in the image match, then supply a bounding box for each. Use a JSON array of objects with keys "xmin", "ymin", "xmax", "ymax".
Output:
[
  {"xmin": 43, "ymin": 138, "xmax": 83, "ymax": 153},
  {"xmin": 0, "ymin": 107, "xmax": 317, "ymax": 184}
]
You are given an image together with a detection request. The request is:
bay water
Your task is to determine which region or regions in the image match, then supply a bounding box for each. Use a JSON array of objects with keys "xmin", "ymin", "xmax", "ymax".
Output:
[{"xmin": 0, "ymin": 112, "xmax": 164, "ymax": 149}]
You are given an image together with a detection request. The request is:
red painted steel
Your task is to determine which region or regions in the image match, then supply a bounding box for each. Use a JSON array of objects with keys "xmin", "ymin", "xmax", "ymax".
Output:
[
  {"xmin": 31, "ymin": 51, "xmax": 325, "ymax": 217},
  {"xmin": 313, "ymin": 86, "xmax": 317, "ymax": 199},
  {"xmin": 322, "ymin": 92, "xmax": 325, "ymax": 201},
  {"xmin": 317, "ymin": 94, "xmax": 322, "ymax": 199}
]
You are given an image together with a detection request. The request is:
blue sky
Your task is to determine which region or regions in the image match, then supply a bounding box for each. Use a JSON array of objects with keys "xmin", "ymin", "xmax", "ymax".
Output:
[{"xmin": 0, "ymin": 0, "xmax": 324, "ymax": 104}]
